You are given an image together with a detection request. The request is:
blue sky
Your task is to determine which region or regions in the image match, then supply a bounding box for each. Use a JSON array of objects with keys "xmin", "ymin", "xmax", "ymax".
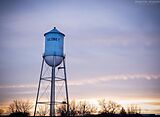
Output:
[{"xmin": 0, "ymin": 0, "xmax": 160, "ymax": 114}]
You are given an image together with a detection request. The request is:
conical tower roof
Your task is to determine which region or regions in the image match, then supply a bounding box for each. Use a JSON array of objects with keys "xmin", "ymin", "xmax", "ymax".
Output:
[{"xmin": 44, "ymin": 27, "xmax": 65, "ymax": 36}]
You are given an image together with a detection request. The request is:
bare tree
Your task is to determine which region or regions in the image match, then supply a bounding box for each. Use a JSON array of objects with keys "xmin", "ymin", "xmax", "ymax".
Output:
[
  {"xmin": 98, "ymin": 99, "xmax": 121, "ymax": 114},
  {"xmin": 88, "ymin": 104, "xmax": 97, "ymax": 114},
  {"xmin": 77, "ymin": 101, "xmax": 89, "ymax": 116},
  {"xmin": 76, "ymin": 101, "xmax": 97, "ymax": 116},
  {"xmin": 37, "ymin": 105, "xmax": 49, "ymax": 116},
  {"xmin": 127, "ymin": 104, "xmax": 141, "ymax": 114},
  {"xmin": 98, "ymin": 99, "xmax": 108, "ymax": 113},
  {"xmin": 8, "ymin": 100, "xmax": 32, "ymax": 114},
  {"xmin": 67, "ymin": 100, "xmax": 97, "ymax": 116},
  {"xmin": 57, "ymin": 104, "xmax": 67, "ymax": 116},
  {"xmin": 69, "ymin": 100, "xmax": 77, "ymax": 116},
  {"xmin": 107, "ymin": 101, "xmax": 121, "ymax": 114},
  {"xmin": 120, "ymin": 107, "xmax": 126, "ymax": 114}
]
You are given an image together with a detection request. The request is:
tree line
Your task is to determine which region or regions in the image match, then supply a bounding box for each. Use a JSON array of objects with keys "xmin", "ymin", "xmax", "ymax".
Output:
[{"xmin": 0, "ymin": 99, "xmax": 142, "ymax": 116}]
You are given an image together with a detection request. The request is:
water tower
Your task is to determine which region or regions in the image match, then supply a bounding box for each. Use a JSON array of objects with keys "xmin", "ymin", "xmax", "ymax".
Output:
[{"xmin": 34, "ymin": 27, "xmax": 69, "ymax": 116}]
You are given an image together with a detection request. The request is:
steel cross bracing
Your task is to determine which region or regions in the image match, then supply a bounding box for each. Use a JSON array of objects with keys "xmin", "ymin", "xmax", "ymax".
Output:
[{"xmin": 34, "ymin": 56, "xmax": 69, "ymax": 116}]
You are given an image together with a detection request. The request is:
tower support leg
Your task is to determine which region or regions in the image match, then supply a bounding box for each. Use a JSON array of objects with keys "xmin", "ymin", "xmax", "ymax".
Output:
[
  {"xmin": 50, "ymin": 56, "xmax": 55, "ymax": 116},
  {"xmin": 34, "ymin": 58, "xmax": 44, "ymax": 116},
  {"xmin": 34, "ymin": 56, "xmax": 69, "ymax": 116},
  {"xmin": 50, "ymin": 66, "xmax": 55, "ymax": 116},
  {"xmin": 63, "ymin": 58, "xmax": 69, "ymax": 115}
]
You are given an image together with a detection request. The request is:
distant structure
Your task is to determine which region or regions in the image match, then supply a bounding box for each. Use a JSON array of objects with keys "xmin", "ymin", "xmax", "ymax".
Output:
[{"xmin": 34, "ymin": 27, "xmax": 69, "ymax": 116}]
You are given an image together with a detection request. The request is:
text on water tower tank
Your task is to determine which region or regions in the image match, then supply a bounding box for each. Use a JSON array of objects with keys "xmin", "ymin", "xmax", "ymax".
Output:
[{"xmin": 47, "ymin": 37, "xmax": 60, "ymax": 41}]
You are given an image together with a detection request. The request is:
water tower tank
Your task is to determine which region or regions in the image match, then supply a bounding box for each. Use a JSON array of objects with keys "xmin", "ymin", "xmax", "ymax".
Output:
[{"xmin": 44, "ymin": 27, "xmax": 65, "ymax": 67}]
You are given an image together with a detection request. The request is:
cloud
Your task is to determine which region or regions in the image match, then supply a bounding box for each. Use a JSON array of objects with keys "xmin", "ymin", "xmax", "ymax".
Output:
[
  {"xmin": 0, "ymin": 84, "xmax": 37, "ymax": 89},
  {"xmin": 68, "ymin": 74, "xmax": 160, "ymax": 86},
  {"xmin": 143, "ymin": 101, "xmax": 160, "ymax": 106},
  {"xmin": 0, "ymin": 74, "xmax": 160, "ymax": 88}
]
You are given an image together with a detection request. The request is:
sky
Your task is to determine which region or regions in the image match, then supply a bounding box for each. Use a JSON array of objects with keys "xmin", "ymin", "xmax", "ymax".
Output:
[{"xmin": 0, "ymin": 0, "xmax": 160, "ymax": 114}]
